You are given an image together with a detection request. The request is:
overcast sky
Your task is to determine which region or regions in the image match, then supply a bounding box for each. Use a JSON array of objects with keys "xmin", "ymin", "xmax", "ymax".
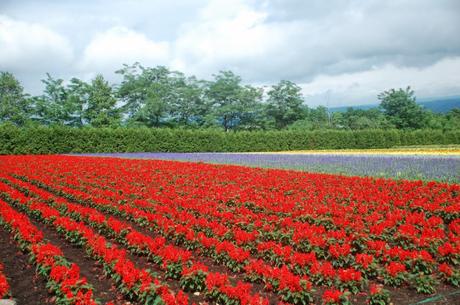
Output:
[{"xmin": 1, "ymin": 0, "xmax": 459, "ymax": 106}]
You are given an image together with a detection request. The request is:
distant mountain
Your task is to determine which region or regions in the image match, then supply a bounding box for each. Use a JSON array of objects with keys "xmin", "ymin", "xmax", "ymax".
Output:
[
  {"xmin": 418, "ymin": 96, "xmax": 460, "ymax": 113},
  {"xmin": 329, "ymin": 95, "xmax": 460, "ymax": 113}
]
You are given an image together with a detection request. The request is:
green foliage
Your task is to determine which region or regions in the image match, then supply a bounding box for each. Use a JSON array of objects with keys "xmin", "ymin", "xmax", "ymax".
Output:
[
  {"xmin": 379, "ymin": 87, "xmax": 428, "ymax": 129},
  {"xmin": 117, "ymin": 63, "xmax": 208, "ymax": 128},
  {"xmin": 33, "ymin": 73, "xmax": 70, "ymax": 125},
  {"xmin": 205, "ymin": 71, "xmax": 263, "ymax": 131},
  {"xmin": 410, "ymin": 273, "xmax": 438, "ymax": 294},
  {"xmin": 1, "ymin": 69, "xmax": 459, "ymax": 133},
  {"xmin": 31, "ymin": 74, "xmax": 120, "ymax": 128},
  {"xmin": 84, "ymin": 75, "xmax": 120, "ymax": 127},
  {"xmin": 0, "ymin": 125, "xmax": 458, "ymax": 154},
  {"xmin": 0, "ymin": 71, "xmax": 31, "ymax": 126},
  {"xmin": 266, "ymin": 80, "xmax": 306, "ymax": 129},
  {"xmin": 367, "ymin": 285, "xmax": 391, "ymax": 305},
  {"xmin": 179, "ymin": 270, "xmax": 207, "ymax": 292}
]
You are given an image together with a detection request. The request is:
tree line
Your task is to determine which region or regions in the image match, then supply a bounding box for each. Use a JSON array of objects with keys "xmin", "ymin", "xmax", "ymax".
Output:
[{"xmin": 1, "ymin": 63, "xmax": 459, "ymax": 131}]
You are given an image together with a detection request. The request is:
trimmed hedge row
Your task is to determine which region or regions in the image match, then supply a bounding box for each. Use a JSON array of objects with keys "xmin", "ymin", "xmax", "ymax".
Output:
[{"xmin": 0, "ymin": 125, "xmax": 459, "ymax": 154}]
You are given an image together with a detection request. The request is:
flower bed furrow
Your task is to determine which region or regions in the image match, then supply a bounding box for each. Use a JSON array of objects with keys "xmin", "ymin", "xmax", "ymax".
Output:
[
  {"xmin": 1, "ymin": 176, "xmax": 273, "ymax": 305},
  {"xmin": 0, "ymin": 197, "xmax": 103, "ymax": 305},
  {"xmin": 0, "ymin": 262, "xmax": 9, "ymax": 299},
  {"xmin": 3, "ymin": 171, "xmax": 458, "ymax": 301},
  {"xmin": 7, "ymin": 174, "xmax": 327, "ymax": 302},
  {"xmin": 1, "ymin": 155, "xmax": 459, "ymax": 305},
  {"xmin": 0, "ymin": 181, "xmax": 189, "ymax": 305},
  {"xmin": 18, "ymin": 157, "xmax": 458, "ymax": 260},
  {"xmin": 12, "ymin": 171, "xmax": 459, "ymax": 298}
]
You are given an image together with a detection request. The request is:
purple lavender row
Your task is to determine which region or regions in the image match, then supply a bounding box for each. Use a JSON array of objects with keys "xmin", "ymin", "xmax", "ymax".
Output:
[{"xmin": 73, "ymin": 152, "xmax": 460, "ymax": 183}]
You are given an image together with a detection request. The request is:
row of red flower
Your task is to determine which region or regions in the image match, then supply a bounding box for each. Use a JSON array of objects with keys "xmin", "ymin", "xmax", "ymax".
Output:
[
  {"xmin": 2, "ymin": 172, "xmax": 393, "ymax": 305},
  {"xmin": 12, "ymin": 173, "xmax": 344, "ymax": 303},
  {"xmin": 31, "ymin": 156, "xmax": 458, "ymax": 269},
  {"xmin": 1, "ymin": 155, "xmax": 460, "ymax": 304},
  {"xmin": 1, "ymin": 174, "xmax": 271, "ymax": 305},
  {"xmin": 0, "ymin": 197, "xmax": 102, "ymax": 304},
  {"xmin": 0, "ymin": 180, "xmax": 188, "ymax": 305},
  {"xmin": 0, "ymin": 262, "xmax": 9, "ymax": 299},
  {"xmin": 25, "ymin": 167, "xmax": 459, "ymax": 296}
]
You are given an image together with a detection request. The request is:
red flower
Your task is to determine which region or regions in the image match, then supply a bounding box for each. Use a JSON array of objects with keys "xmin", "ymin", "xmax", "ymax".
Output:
[
  {"xmin": 278, "ymin": 267, "xmax": 304, "ymax": 292},
  {"xmin": 369, "ymin": 283, "xmax": 382, "ymax": 295},
  {"xmin": 32, "ymin": 243, "xmax": 63, "ymax": 266},
  {"xmin": 322, "ymin": 289, "xmax": 342, "ymax": 303},
  {"xmin": 182, "ymin": 263, "xmax": 209, "ymax": 276},
  {"xmin": 386, "ymin": 262, "xmax": 406, "ymax": 277},
  {"xmin": 338, "ymin": 268, "xmax": 362, "ymax": 282},
  {"xmin": 320, "ymin": 262, "xmax": 336, "ymax": 279},
  {"xmin": 329, "ymin": 243, "xmax": 351, "ymax": 259},
  {"xmin": 438, "ymin": 242, "xmax": 455, "ymax": 257},
  {"xmin": 0, "ymin": 271, "xmax": 9, "ymax": 298},
  {"xmin": 205, "ymin": 272, "xmax": 229, "ymax": 290},
  {"xmin": 356, "ymin": 253, "xmax": 374, "ymax": 269},
  {"xmin": 439, "ymin": 263, "xmax": 453, "ymax": 277}
]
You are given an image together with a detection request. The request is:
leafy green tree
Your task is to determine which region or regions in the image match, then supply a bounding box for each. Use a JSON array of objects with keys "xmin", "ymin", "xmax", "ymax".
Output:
[
  {"xmin": 65, "ymin": 78, "xmax": 90, "ymax": 127},
  {"xmin": 378, "ymin": 87, "xmax": 428, "ymax": 129},
  {"xmin": 443, "ymin": 108, "xmax": 460, "ymax": 130},
  {"xmin": 170, "ymin": 76, "xmax": 208, "ymax": 127},
  {"xmin": 338, "ymin": 108, "xmax": 393, "ymax": 130},
  {"xmin": 131, "ymin": 84, "xmax": 170, "ymax": 127},
  {"xmin": 117, "ymin": 63, "xmax": 198, "ymax": 127},
  {"xmin": 33, "ymin": 75, "xmax": 91, "ymax": 127},
  {"xmin": 116, "ymin": 63, "xmax": 144, "ymax": 117},
  {"xmin": 309, "ymin": 106, "xmax": 330, "ymax": 129},
  {"xmin": 116, "ymin": 63, "xmax": 170, "ymax": 126},
  {"xmin": 0, "ymin": 71, "xmax": 30, "ymax": 125},
  {"xmin": 266, "ymin": 80, "xmax": 305, "ymax": 129},
  {"xmin": 33, "ymin": 73, "xmax": 69, "ymax": 125},
  {"xmin": 205, "ymin": 71, "xmax": 262, "ymax": 131},
  {"xmin": 84, "ymin": 75, "xmax": 120, "ymax": 127}
]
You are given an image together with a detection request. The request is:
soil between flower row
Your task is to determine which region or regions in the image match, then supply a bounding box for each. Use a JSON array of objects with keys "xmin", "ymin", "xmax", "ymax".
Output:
[
  {"xmin": 23, "ymin": 173, "xmax": 459, "ymax": 305},
  {"xmin": 1, "ymin": 154, "xmax": 460, "ymax": 305},
  {"xmin": 0, "ymin": 226, "xmax": 50, "ymax": 305},
  {"xmin": 21, "ymin": 211, "xmax": 129, "ymax": 305},
  {"xmin": 0, "ymin": 177, "xmax": 212, "ymax": 305}
]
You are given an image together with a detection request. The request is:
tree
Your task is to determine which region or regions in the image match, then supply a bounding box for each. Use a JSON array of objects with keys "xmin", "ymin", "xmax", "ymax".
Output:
[
  {"xmin": 33, "ymin": 75, "xmax": 91, "ymax": 127},
  {"xmin": 65, "ymin": 78, "xmax": 89, "ymax": 127},
  {"xmin": 0, "ymin": 71, "xmax": 30, "ymax": 125},
  {"xmin": 117, "ymin": 63, "xmax": 191, "ymax": 127},
  {"xmin": 378, "ymin": 87, "xmax": 427, "ymax": 129},
  {"xmin": 84, "ymin": 75, "xmax": 120, "ymax": 127},
  {"xmin": 443, "ymin": 108, "xmax": 460, "ymax": 131},
  {"xmin": 33, "ymin": 73, "xmax": 69, "ymax": 125},
  {"xmin": 338, "ymin": 108, "xmax": 393, "ymax": 130},
  {"xmin": 170, "ymin": 76, "xmax": 208, "ymax": 127},
  {"xmin": 205, "ymin": 71, "xmax": 262, "ymax": 131},
  {"xmin": 132, "ymin": 83, "xmax": 170, "ymax": 127},
  {"xmin": 266, "ymin": 80, "xmax": 305, "ymax": 129},
  {"xmin": 309, "ymin": 106, "xmax": 330, "ymax": 129}
]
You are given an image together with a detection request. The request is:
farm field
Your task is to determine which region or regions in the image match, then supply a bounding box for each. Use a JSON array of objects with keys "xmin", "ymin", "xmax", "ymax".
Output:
[
  {"xmin": 0, "ymin": 155, "xmax": 459, "ymax": 305},
  {"xmin": 81, "ymin": 150, "xmax": 460, "ymax": 183}
]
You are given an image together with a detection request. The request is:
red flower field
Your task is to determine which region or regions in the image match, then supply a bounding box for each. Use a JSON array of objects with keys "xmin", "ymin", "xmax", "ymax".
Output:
[{"xmin": 0, "ymin": 155, "xmax": 459, "ymax": 305}]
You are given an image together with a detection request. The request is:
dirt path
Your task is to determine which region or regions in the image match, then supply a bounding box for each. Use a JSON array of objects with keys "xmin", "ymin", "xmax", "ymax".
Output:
[
  {"xmin": 22, "ymin": 214, "xmax": 130, "ymax": 305},
  {"xmin": 0, "ymin": 226, "xmax": 51, "ymax": 305}
]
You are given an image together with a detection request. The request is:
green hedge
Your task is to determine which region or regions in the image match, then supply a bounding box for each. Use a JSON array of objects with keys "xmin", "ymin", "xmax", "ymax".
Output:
[{"xmin": 0, "ymin": 125, "xmax": 459, "ymax": 154}]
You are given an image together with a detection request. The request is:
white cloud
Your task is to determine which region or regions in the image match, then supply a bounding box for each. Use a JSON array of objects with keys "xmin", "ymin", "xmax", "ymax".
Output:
[
  {"xmin": 79, "ymin": 26, "xmax": 171, "ymax": 73},
  {"xmin": 173, "ymin": 0, "xmax": 285, "ymax": 77},
  {"xmin": 301, "ymin": 57, "xmax": 460, "ymax": 106},
  {"xmin": 0, "ymin": 15, "xmax": 73, "ymax": 72},
  {"xmin": 1, "ymin": 1, "xmax": 459, "ymax": 105}
]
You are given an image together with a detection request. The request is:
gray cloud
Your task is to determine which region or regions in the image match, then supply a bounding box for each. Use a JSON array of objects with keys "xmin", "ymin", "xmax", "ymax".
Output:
[{"xmin": 1, "ymin": 0, "xmax": 459, "ymax": 105}]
